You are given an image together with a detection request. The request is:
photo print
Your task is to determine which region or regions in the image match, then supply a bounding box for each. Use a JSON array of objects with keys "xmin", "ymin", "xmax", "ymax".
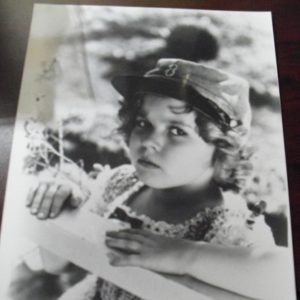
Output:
[{"xmin": 0, "ymin": 4, "xmax": 296, "ymax": 300}]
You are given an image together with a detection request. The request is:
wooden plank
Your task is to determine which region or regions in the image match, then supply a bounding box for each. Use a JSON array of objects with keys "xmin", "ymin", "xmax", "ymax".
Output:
[{"xmin": 18, "ymin": 202, "xmax": 253, "ymax": 300}]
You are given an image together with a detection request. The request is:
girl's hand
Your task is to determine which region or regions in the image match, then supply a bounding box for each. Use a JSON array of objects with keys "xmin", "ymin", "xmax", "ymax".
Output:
[
  {"xmin": 26, "ymin": 181, "xmax": 76, "ymax": 219},
  {"xmin": 26, "ymin": 165, "xmax": 91, "ymax": 219},
  {"xmin": 88, "ymin": 163, "xmax": 110, "ymax": 179},
  {"xmin": 105, "ymin": 229, "xmax": 194, "ymax": 275}
]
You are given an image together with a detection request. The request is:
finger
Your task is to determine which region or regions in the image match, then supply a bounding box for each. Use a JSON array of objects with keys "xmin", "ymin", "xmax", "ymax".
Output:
[
  {"xmin": 88, "ymin": 171, "xmax": 99, "ymax": 179},
  {"xmin": 30, "ymin": 183, "xmax": 48, "ymax": 214},
  {"xmin": 89, "ymin": 164, "xmax": 105, "ymax": 179},
  {"xmin": 69, "ymin": 194, "xmax": 83, "ymax": 208},
  {"xmin": 108, "ymin": 253, "xmax": 142, "ymax": 267},
  {"xmin": 106, "ymin": 230, "xmax": 146, "ymax": 243},
  {"xmin": 120, "ymin": 228, "xmax": 158, "ymax": 245},
  {"xmin": 26, "ymin": 182, "xmax": 39, "ymax": 207},
  {"xmin": 93, "ymin": 163, "xmax": 104, "ymax": 171},
  {"xmin": 49, "ymin": 185, "xmax": 71, "ymax": 218},
  {"xmin": 37, "ymin": 184, "xmax": 58, "ymax": 219},
  {"xmin": 106, "ymin": 251, "xmax": 125, "ymax": 265},
  {"xmin": 105, "ymin": 237, "xmax": 142, "ymax": 253},
  {"xmin": 106, "ymin": 248, "xmax": 125, "ymax": 256},
  {"xmin": 120, "ymin": 228, "xmax": 153, "ymax": 237}
]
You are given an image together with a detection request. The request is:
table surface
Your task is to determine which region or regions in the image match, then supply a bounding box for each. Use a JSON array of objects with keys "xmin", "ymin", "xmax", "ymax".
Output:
[{"xmin": 0, "ymin": 0, "xmax": 300, "ymax": 298}]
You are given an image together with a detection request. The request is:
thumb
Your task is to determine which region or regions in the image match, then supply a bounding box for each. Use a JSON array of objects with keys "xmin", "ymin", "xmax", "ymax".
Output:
[
  {"xmin": 93, "ymin": 163, "xmax": 105, "ymax": 172},
  {"xmin": 69, "ymin": 195, "xmax": 84, "ymax": 208},
  {"xmin": 108, "ymin": 253, "xmax": 142, "ymax": 267},
  {"xmin": 69, "ymin": 184, "xmax": 91, "ymax": 208}
]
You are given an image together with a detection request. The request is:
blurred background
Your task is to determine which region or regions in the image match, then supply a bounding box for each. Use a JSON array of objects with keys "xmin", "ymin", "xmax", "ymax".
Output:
[{"xmin": 8, "ymin": 5, "xmax": 289, "ymax": 300}]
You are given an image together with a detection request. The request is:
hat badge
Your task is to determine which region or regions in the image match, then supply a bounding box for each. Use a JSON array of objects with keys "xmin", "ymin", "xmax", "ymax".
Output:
[{"xmin": 164, "ymin": 63, "xmax": 178, "ymax": 77}]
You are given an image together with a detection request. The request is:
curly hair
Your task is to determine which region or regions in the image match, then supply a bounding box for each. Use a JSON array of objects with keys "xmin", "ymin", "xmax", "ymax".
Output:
[{"xmin": 118, "ymin": 94, "xmax": 253, "ymax": 193}]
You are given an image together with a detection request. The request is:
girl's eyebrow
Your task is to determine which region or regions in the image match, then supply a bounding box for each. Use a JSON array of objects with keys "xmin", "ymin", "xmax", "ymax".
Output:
[
  {"xmin": 137, "ymin": 107, "xmax": 196, "ymax": 129},
  {"xmin": 168, "ymin": 105, "xmax": 197, "ymax": 129},
  {"xmin": 169, "ymin": 120, "xmax": 196, "ymax": 130}
]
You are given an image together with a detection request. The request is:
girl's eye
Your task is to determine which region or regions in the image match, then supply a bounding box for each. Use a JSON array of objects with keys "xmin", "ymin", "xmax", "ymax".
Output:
[
  {"xmin": 135, "ymin": 119, "xmax": 148, "ymax": 129},
  {"xmin": 169, "ymin": 127, "xmax": 187, "ymax": 137}
]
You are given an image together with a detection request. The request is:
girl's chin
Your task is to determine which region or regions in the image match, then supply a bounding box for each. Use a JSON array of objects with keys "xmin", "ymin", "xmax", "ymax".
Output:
[
  {"xmin": 135, "ymin": 170, "xmax": 178, "ymax": 189},
  {"xmin": 136, "ymin": 170, "xmax": 167, "ymax": 188}
]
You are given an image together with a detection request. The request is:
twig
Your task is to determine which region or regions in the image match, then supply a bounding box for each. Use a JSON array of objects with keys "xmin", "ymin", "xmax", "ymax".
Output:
[{"xmin": 58, "ymin": 120, "xmax": 64, "ymax": 171}]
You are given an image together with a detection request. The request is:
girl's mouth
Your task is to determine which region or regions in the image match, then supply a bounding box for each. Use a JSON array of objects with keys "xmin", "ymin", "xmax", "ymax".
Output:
[{"xmin": 137, "ymin": 158, "xmax": 160, "ymax": 169}]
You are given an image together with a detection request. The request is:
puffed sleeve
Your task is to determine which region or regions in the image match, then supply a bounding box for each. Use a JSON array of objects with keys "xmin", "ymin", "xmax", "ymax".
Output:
[
  {"xmin": 82, "ymin": 165, "xmax": 114, "ymax": 216},
  {"xmin": 205, "ymin": 192, "xmax": 276, "ymax": 248},
  {"xmin": 84, "ymin": 164, "xmax": 137, "ymax": 217}
]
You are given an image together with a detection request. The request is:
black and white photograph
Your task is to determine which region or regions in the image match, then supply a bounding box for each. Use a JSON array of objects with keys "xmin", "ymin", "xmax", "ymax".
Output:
[{"xmin": 0, "ymin": 4, "xmax": 297, "ymax": 300}]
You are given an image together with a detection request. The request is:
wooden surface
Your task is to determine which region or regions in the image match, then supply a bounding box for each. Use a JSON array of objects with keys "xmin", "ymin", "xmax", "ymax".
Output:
[
  {"xmin": 0, "ymin": 0, "xmax": 299, "ymax": 298},
  {"xmin": 18, "ymin": 204, "xmax": 252, "ymax": 300}
]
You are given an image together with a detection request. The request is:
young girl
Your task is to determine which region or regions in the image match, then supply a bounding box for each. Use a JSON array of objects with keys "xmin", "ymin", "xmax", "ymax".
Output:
[{"xmin": 27, "ymin": 59, "xmax": 291, "ymax": 300}]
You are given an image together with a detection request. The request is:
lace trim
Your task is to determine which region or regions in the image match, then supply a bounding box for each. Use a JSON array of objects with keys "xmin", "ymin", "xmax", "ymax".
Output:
[
  {"xmin": 100, "ymin": 166, "xmax": 251, "ymax": 239},
  {"xmin": 118, "ymin": 203, "xmax": 232, "ymax": 238},
  {"xmin": 91, "ymin": 166, "xmax": 270, "ymax": 300}
]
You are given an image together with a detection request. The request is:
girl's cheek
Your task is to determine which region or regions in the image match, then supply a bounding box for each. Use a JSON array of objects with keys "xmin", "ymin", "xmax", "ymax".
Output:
[
  {"xmin": 130, "ymin": 129, "xmax": 147, "ymax": 146},
  {"xmin": 129, "ymin": 129, "xmax": 140, "ymax": 140},
  {"xmin": 167, "ymin": 137, "xmax": 193, "ymax": 148},
  {"xmin": 128, "ymin": 132, "xmax": 137, "ymax": 147},
  {"xmin": 128, "ymin": 133, "xmax": 140, "ymax": 156}
]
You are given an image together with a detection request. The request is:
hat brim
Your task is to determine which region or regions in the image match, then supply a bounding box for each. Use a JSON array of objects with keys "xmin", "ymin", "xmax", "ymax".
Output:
[{"xmin": 112, "ymin": 75, "xmax": 231, "ymax": 129}]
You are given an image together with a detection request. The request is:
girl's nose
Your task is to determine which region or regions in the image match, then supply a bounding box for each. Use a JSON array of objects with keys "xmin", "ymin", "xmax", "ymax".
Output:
[{"xmin": 141, "ymin": 131, "xmax": 163, "ymax": 153}]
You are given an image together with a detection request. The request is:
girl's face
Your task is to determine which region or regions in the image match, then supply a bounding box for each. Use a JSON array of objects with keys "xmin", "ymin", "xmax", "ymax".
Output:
[{"xmin": 128, "ymin": 94, "xmax": 216, "ymax": 189}]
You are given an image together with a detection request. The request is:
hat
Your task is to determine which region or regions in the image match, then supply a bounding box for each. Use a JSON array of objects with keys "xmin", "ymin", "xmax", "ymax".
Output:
[{"xmin": 112, "ymin": 59, "xmax": 251, "ymax": 135}]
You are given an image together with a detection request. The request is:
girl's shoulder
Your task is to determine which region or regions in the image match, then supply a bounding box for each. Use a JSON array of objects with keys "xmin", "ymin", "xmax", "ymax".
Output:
[
  {"xmin": 101, "ymin": 164, "xmax": 139, "ymax": 202},
  {"xmin": 204, "ymin": 191, "xmax": 275, "ymax": 248},
  {"xmin": 87, "ymin": 164, "xmax": 140, "ymax": 215}
]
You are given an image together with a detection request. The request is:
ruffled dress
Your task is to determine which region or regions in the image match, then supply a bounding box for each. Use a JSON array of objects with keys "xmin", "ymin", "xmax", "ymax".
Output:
[{"xmin": 58, "ymin": 164, "xmax": 275, "ymax": 300}]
